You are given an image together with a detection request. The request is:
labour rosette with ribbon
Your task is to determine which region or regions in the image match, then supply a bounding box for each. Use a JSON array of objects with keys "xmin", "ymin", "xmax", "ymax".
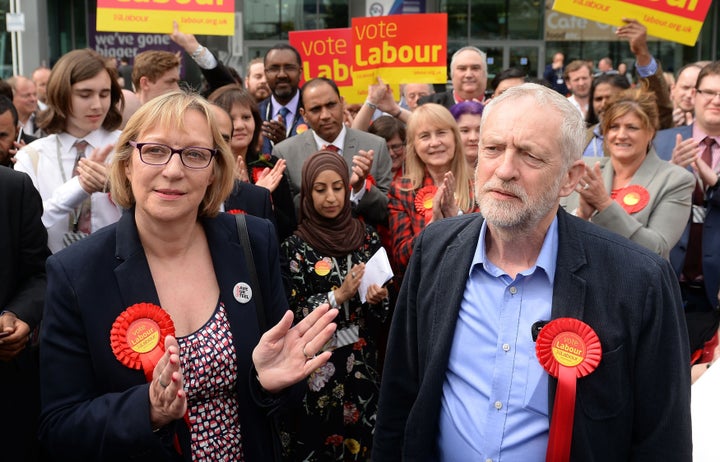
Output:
[
  {"xmin": 414, "ymin": 185, "xmax": 437, "ymax": 223},
  {"xmin": 535, "ymin": 318, "xmax": 602, "ymax": 462},
  {"xmin": 110, "ymin": 303, "xmax": 175, "ymax": 381}
]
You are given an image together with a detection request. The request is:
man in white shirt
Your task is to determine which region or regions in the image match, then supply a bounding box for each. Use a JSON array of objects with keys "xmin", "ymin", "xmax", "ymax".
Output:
[
  {"xmin": 564, "ymin": 60, "xmax": 593, "ymax": 119},
  {"xmin": 14, "ymin": 49, "xmax": 123, "ymax": 253}
]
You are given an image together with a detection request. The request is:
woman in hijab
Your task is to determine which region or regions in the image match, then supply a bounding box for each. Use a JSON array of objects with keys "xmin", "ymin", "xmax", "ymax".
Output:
[{"xmin": 280, "ymin": 150, "xmax": 389, "ymax": 461}]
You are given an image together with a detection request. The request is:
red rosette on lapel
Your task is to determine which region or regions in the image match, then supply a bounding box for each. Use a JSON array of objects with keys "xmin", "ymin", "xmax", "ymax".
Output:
[
  {"xmin": 226, "ymin": 209, "xmax": 247, "ymax": 215},
  {"xmin": 536, "ymin": 318, "xmax": 601, "ymax": 462},
  {"xmin": 110, "ymin": 303, "xmax": 175, "ymax": 382},
  {"xmin": 614, "ymin": 185, "xmax": 649, "ymax": 214},
  {"xmin": 414, "ymin": 185, "xmax": 438, "ymax": 222}
]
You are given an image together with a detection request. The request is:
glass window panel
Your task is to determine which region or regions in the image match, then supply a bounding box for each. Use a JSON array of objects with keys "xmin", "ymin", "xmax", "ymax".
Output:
[{"xmin": 506, "ymin": 0, "xmax": 542, "ymax": 40}]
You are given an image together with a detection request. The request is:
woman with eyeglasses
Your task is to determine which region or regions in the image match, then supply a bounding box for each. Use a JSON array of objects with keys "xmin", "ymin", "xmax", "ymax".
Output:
[
  {"xmin": 38, "ymin": 91, "xmax": 338, "ymax": 462},
  {"xmin": 209, "ymin": 84, "xmax": 297, "ymax": 241},
  {"xmin": 367, "ymin": 115, "xmax": 407, "ymax": 182}
]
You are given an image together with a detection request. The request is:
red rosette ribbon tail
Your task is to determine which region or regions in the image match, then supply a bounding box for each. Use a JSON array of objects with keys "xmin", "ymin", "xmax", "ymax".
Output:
[
  {"xmin": 535, "ymin": 318, "xmax": 602, "ymax": 462},
  {"xmin": 110, "ymin": 303, "xmax": 175, "ymax": 382}
]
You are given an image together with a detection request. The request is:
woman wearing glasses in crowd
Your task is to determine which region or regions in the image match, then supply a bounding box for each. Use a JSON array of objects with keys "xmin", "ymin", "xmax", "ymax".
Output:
[
  {"xmin": 38, "ymin": 92, "xmax": 338, "ymax": 462},
  {"xmin": 367, "ymin": 115, "xmax": 406, "ymax": 182},
  {"xmin": 209, "ymin": 84, "xmax": 297, "ymax": 241},
  {"xmin": 388, "ymin": 103, "xmax": 478, "ymax": 277}
]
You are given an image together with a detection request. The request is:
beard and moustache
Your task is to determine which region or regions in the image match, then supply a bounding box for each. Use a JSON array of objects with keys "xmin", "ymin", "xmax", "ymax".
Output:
[{"xmin": 477, "ymin": 174, "xmax": 564, "ymax": 235}]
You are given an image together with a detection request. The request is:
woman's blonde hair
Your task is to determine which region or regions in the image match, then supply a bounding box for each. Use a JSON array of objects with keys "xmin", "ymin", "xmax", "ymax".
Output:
[
  {"xmin": 403, "ymin": 103, "xmax": 473, "ymax": 212},
  {"xmin": 109, "ymin": 91, "xmax": 234, "ymax": 217}
]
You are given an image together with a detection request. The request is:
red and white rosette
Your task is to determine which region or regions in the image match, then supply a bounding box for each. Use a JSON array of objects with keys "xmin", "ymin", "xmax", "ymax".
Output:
[
  {"xmin": 414, "ymin": 185, "xmax": 438, "ymax": 222},
  {"xmin": 110, "ymin": 303, "xmax": 175, "ymax": 382},
  {"xmin": 613, "ymin": 185, "xmax": 650, "ymax": 214},
  {"xmin": 536, "ymin": 318, "xmax": 602, "ymax": 462}
]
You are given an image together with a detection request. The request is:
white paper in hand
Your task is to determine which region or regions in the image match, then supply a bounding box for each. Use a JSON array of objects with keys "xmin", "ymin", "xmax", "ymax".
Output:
[{"xmin": 359, "ymin": 247, "xmax": 394, "ymax": 303}]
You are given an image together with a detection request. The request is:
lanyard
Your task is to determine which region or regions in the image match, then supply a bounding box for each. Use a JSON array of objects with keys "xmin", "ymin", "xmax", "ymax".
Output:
[{"xmin": 330, "ymin": 254, "xmax": 352, "ymax": 320}]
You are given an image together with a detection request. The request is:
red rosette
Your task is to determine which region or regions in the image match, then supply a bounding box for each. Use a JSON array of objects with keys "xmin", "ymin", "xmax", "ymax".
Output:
[
  {"xmin": 251, "ymin": 166, "xmax": 265, "ymax": 184},
  {"xmin": 535, "ymin": 318, "xmax": 602, "ymax": 462},
  {"xmin": 110, "ymin": 303, "xmax": 175, "ymax": 382},
  {"xmin": 613, "ymin": 185, "xmax": 650, "ymax": 214},
  {"xmin": 536, "ymin": 318, "xmax": 602, "ymax": 378},
  {"xmin": 414, "ymin": 185, "xmax": 437, "ymax": 222},
  {"xmin": 226, "ymin": 209, "xmax": 247, "ymax": 215}
]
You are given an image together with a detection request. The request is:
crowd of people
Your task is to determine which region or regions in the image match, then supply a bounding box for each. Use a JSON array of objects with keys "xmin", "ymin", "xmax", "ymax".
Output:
[{"xmin": 1, "ymin": 16, "xmax": 718, "ymax": 462}]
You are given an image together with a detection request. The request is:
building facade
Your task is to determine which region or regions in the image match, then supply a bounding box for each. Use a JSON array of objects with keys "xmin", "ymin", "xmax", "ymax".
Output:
[{"xmin": 3, "ymin": 0, "xmax": 718, "ymax": 85}]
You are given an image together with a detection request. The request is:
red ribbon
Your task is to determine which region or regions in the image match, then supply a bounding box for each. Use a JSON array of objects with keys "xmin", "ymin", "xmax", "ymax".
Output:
[{"xmin": 536, "ymin": 318, "xmax": 602, "ymax": 462}]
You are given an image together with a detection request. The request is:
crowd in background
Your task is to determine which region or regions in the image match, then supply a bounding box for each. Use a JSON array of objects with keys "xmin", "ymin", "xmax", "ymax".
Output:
[{"xmin": 1, "ymin": 16, "xmax": 718, "ymax": 462}]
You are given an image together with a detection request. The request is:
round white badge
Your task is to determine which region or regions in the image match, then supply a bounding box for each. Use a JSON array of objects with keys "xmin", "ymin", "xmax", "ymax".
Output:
[{"xmin": 233, "ymin": 282, "xmax": 252, "ymax": 304}]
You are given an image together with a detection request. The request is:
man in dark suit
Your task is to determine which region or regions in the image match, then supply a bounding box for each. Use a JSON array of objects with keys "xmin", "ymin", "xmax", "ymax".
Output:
[
  {"xmin": 258, "ymin": 44, "xmax": 308, "ymax": 155},
  {"xmin": 654, "ymin": 61, "xmax": 720, "ymax": 363},
  {"xmin": 417, "ymin": 46, "xmax": 487, "ymax": 109},
  {"xmin": 374, "ymin": 83, "xmax": 691, "ymax": 461},
  {"xmin": 0, "ymin": 166, "xmax": 50, "ymax": 461},
  {"xmin": 272, "ymin": 77, "xmax": 392, "ymax": 226}
]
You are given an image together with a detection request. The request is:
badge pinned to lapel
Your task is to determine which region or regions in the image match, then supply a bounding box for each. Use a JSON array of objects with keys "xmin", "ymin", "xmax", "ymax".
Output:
[{"xmin": 233, "ymin": 282, "xmax": 253, "ymax": 304}]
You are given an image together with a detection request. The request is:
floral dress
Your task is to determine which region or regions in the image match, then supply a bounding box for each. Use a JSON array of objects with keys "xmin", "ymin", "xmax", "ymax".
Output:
[{"xmin": 280, "ymin": 225, "xmax": 389, "ymax": 461}]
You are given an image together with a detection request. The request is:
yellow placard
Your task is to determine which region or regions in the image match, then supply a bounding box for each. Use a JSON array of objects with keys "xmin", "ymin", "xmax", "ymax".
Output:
[
  {"xmin": 552, "ymin": 0, "xmax": 710, "ymax": 46},
  {"xmin": 97, "ymin": 1, "xmax": 235, "ymax": 36}
]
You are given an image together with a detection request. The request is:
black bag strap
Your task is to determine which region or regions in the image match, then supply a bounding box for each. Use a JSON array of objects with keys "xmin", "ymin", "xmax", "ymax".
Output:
[{"xmin": 235, "ymin": 213, "xmax": 267, "ymax": 332}]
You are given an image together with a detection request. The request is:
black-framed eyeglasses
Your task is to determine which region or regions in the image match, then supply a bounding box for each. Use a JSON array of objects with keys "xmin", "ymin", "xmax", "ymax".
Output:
[
  {"xmin": 129, "ymin": 141, "xmax": 216, "ymax": 169},
  {"xmin": 696, "ymin": 89, "xmax": 720, "ymax": 100},
  {"xmin": 265, "ymin": 64, "xmax": 300, "ymax": 75},
  {"xmin": 388, "ymin": 142, "xmax": 406, "ymax": 152}
]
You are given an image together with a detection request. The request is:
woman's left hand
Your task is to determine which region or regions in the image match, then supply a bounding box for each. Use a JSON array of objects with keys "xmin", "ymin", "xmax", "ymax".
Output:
[
  {"xmin": 365, "ymin": 284, "xmax": 388, "ymax": 305},
  {"xmin": 576, "ymin": 162, "xmax": 613, "ymax": 214},
  {"xmin": 432, "ymin": 172, "xmax": 458, "ymax": 221},
  {"xmin": 255, "ymin": 158, "xmax": 286, "ymax": 192},
  {"xmin": 253, "ymin": 305, "xmax": 338, "ymax": 394}
]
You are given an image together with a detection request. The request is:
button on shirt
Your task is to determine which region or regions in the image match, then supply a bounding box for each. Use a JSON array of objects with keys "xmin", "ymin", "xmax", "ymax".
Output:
[{"xmin": 438, "ymin": 217, "xmax": 558, "ymax": 462}]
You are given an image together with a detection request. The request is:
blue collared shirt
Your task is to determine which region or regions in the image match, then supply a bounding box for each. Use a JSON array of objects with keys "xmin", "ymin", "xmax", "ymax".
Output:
[{"xmin": 437, "ymin": 217, "xmax": 558, "ymax": 462}]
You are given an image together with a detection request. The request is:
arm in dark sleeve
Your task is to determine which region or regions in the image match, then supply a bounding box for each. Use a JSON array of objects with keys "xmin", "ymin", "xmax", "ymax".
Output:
[
  {"xmin": 373, "ymin": 229, "xmax": 424, "ymax": 460},
  {"xmin": 5, "ymin": 172, "xmax": 50, "ymax": 329}
]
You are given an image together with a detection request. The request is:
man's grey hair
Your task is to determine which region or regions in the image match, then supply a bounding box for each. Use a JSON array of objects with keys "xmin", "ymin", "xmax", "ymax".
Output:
[
  {"xmin": 450, "ymin": 46, "xmax": 487, "ymax": 78},
  {"xmin": 481, "ymin": 83, "xmax": 585, "ymax": 169}
]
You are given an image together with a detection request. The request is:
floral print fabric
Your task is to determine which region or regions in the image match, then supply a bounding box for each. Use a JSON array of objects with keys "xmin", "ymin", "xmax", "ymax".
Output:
[{"xmin": 280, "ymin": 225, "xmax": 389, "ymax": 461}]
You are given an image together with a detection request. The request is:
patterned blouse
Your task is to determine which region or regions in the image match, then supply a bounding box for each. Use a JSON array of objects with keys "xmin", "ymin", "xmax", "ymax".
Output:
[
  {"xmin": 177, "ymin": 303, "xmax": 243, "ymax": 461},
  {"xmin": 280, "ymin": 225, "xmax": 389, "ymax": 461}
]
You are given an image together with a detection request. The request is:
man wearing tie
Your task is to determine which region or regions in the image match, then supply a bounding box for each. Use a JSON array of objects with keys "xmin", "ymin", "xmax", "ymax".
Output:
[
  {"xmin": 272, "ymin": 77, "xmax": 392, "ymax": 226},
  {"xmin": 14, "ymin": 49, "xmax": 123, "ymax": 253},
  {"xmin": 258, "ymin": 44, "xmax": 308, "ymax": 155}
]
